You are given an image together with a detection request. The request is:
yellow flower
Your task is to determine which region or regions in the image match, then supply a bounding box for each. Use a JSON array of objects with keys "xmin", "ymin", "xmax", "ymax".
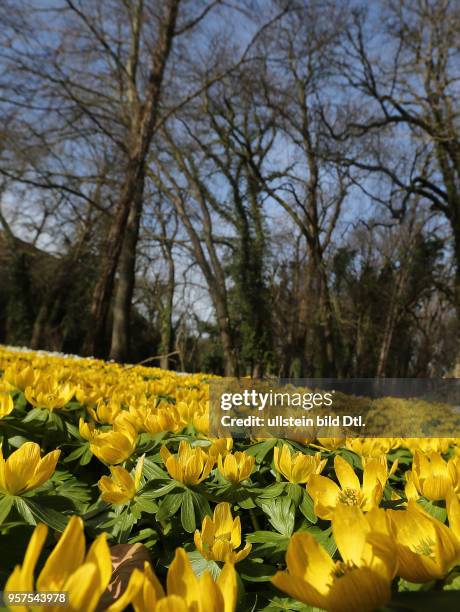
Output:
[
  {"xmin": 194, "ymin": 502, "xmax": 251, "ymax": 563},
  {"xmin": 0, "ymin": 393, "xmax": 14, "ymax": 418},
  {"xmin": 0, "ymin": 442, "xmax": 60, "ymax": 495},
  {"xmin": 272, "ymin": 505, "xmax": 396, "ymax": 612},
  {"xmin": 405, "ymin": 450, "xmax": 460, "ymax": 501},
  {"xmin": 315, "ymin": 438, "xmax": 346, "ymax": 451},
  {"xmin": 345, "ymin": 437, "xmax": 395, "ymax": 457},
  {"xmin": 308, "ymin": 455, "xmax": 393, "ymax": 519},
  {"xmin": 388, "ymin": 501, "xmax": 460, "ymax": 582},
  {"xmin": 5, "ymin": 516, "xmax": 112, "ymax": 612},
  {"xmin": 90, "ymin": 425, "xmax": 137, "ymax": 465},
  {"xmin": 160, "ymin": 441, "xmax": 214, "ymax": 486},
  {"xmin": 3, "ymin": 364, "xmax": 37, "ymax": 391},
  {"xmin": 206, "ymin": 438, "xmax": 233, "ymax": 459},
  {"xmin": 405, "ymin": 437, "xmax": 452, "ymax": 454},
  {"xmin": 79, "ymin": 418, "xmax": 96, "ymax": 441},
  {"xmin": 274, "ymin": 445, "xmax": 326, "ymax": 484},
  {"xmin": 98, "ymin": 455, "xmax": 144, "ymax": 504},
  {"xmin": 108, "ymin": 548, "xmax": 237, "ymax": 612},
  {"xmin": 88, "ymin": 399, "xmax": 121, "ymax": 424},
  {"xmin": 218, "ymin": 452, "xmax": 254, "ymax": 484},
  {"xmin": 176, "ymin": 400, "xmax": 204, "ymax": 426},
  {"xmin": 24, "ymin": 377, "xmax": 75, "ymax": 411},
  {"xmin": 90, "ymin": 431, "xmax": 137, "ymax": 465},
  {"xmin": 143, "ymin": 406, "xmax": 181, "ymax": 434},
  {"xmin": 193, "ymin": 409, "xmax": 210, "ymax": 434}
]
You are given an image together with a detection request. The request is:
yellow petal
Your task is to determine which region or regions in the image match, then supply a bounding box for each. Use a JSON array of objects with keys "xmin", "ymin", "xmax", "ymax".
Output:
[
  {"xmin": 37, "ymin": 515, "xmax": 85, "ymax": 590},
  {"xmin": 85, "ymin": 532, "xmax": 112, "ymax": 591},
  {"xmin": 285, "ymin": 532, "xmax": 334, "ymax": 594},
  {"xmin": 308, "ymin": 474, "xmax": 340, "ymax": 519},
  {"xmin": 327, "ymin": 566, "xmax": 391, "ymax": 612},
  {"xmin": 334, "ymin": 455, "xmax": 360, "ymax": 491},
  {"xmin": 167, "ymin": 548, "xmax": 200, "ymax": 606},
  {"xmin": 217, "ymin": 562, "xmax": 238, "ymax": 612},
  {"xmin": 272, "ymin": 571, "xmax": 328, "ymax": 610},
  {"xmin": 5, "ymin": 523, "xmax": 48, "ymax": 593}
]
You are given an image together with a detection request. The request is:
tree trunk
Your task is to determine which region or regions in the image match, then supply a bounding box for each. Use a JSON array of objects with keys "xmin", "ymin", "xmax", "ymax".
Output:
[
  {"xmin": 160, "ymin": 247, "xmax": 175, "ymax": 369},
  {"xmin": 109, "ymin": 190, "xmax": 143, "ymax": 362},
  {"xmin": 82, "ymin": 0, "xmax": 180, "ymax": 357}
]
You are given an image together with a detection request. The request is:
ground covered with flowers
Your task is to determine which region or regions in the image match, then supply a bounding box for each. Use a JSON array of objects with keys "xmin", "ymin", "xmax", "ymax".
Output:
[{"xmin": 0, "ymin": 346, "xmax": 460, "ymax": 611}]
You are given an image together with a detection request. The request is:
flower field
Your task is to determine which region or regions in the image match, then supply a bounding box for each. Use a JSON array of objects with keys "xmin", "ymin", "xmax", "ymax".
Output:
[{"xmin": 0, "ymin": 346, "xmax": 460, "ymax": 611}]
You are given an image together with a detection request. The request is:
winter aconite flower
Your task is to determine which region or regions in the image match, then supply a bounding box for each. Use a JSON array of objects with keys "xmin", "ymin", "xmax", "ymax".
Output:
[
  {"xmin": 218, "ymin": 451, "xmax": 254, "ymax": 484},
  {"xmin": 387, "ymin": 501, "xmax": 460, "ymax": 582},
  {"xmin": 24, "ymin": 377, "xmax": 75, "ymax": 411},
  {"xmin": 98, "ymin": 455, "xmax": 145, "ymax": 504},
  {"xmin": 194, "ymin": 502, "xmax": 251, "ymax": 563},
  {"xmin": 160, "ymin": 441, "xmax": 214, "ymax": 486},
  {"xmin": 272, "ymin": 505, "xmax": 397, "ymax": 612},
  {"xmin": 274, "ymin": 445, "xmax": 326, "ymax": 484},
  {"xmin": 5, "ymin": 516, "xmax": 111, "ymax": 612},
  {"xmin": 308, "ymin": 454, "xmax": 394, "ymax": 519},
  {"xmin": 0, "ymin": 442, "xmax": 60, "ymax": 496},
  {"xmin": 0, "ymin": 393, "xmax": 14, "ymax": 418},
  {"xmin": 90, "ymin": 420, "xmax": 138, "ymax": 465},
  {"xmin": 108, "ymin": 547, "xmax": 237, "ymax": 612},
  {"xmin": 405, "ymin": 450, "xmax": 460, "ymax": 501}
]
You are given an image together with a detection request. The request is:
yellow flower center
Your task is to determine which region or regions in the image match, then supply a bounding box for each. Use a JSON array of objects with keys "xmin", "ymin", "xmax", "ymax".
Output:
[{"xmin": 337, "ymin": 487, "xmax": 363, "ymax": 506}]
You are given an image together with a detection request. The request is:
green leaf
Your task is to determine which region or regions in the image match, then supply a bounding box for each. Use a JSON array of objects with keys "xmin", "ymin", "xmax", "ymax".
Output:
[
  {"xmin": 245, "ymin": 439, "xmax": 277, "ymax": 462},
  {"xmin": 140, "ymin": 481, "xmax": 180, "ymax": 498},
  {"xmin": 21, "ymin": 498, "xmax": 69, "ymax": 532},
  {"xmin": 286, "ymin": 483, "xmax": 303, "ymax": 506},
  {"xmin": 0, "ymin": 495, "xmax": 14, "ymax": 524},
  {"xmin": 256, "ymin": 483, "xmax": 286, "ymax": 499},
  {"xmin": 142, "ymin": 458, "xmax": 170, "ymax": 480},
  {"xmin": 237, "ymin": 558, "xmax": 276, "ymax": 582},
  {"xmin": 14, "ymin": 497, "xmax": 36, "ymax": 525},
  {"xmin": 191, "ymin": 491, "xmax": 211, "ymax": 522},
  {"xmin": 247, "ymin": 531, "xmax": 290, "ymax": 546},
  {"xmin": 156, "ymin": 493, "xmax": 183, "ymax": 521},
  {"xmin": 187, "ymin": 550, "xmax": 221, "ymax": 579},
  {"xmin": 181, "ymin": 490, "xmax": 196, "ymax": 533},
  {"xmin": 23, "ymin": 408, "xmax": 49, "ymax": 423},
  {"xmin": 134, "ymin": 496, "xmax": 159, "ymax": 515},
  {"xmin": 261, "ymin": 498, "xmax": 295, "ymax": 536},
  {"xmin": 299, "ymin": 491, "xmax": 317, "ymax": 524}
]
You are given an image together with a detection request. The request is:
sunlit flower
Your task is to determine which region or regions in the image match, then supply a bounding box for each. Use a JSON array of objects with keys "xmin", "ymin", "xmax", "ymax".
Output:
[
  {"xmin": 88, "ymin": 399, "xmax": 121, "ymax": 424},
  {"xmin": 308, "ymin": 455, "xmax": 394, "ymax": 519},
  {"xmin": 160, "ymin": 441, "xmax": 214, "ymax": 486},
  {"xmin": 272, "ymin": 505, "xmax": 396, "ymax": 612},
  {"xmin": 206, "ymin": 438, "xmax": 233, "ymax": 459},
  {"xmin": 274, "ymin": 445, "xmax": 326, "ymax": 484},
  {"xmin": 0, "ymin": 442, "xmax": 60, "ymax": 495},
  {"xmin": 405, "ymin": 450, "xmax": 460, "ymax": 501},
  {"xmin": 108, "ymin": 547, "xmax": 237, "ymax": 612},
  {"xmin": 315, "ymin": 438, "xmax": 346, "ymax": 451},
  {"xmin": 5, "ymin": 516, "xmax": 111, "ymax": 612},
  {"xmin": 25, "ymin": 377, "xmax": 75, "ymax": 411},
  {"xmin": 0, "ymin": 392, "xmax": 14, "ymax": 418},
  {"xmin": 143, "ymin": 405, "xmax": 181, "ymax": 434},
  {"xmin": 90, "ymin": 422, "xmax": 137, "ymax": 465},
  {"xmin": 98, "ymin": 455, "xmax": 144, "ymax": 504},
  {"xmin": 3, "ymin": 364, "xmax": 37, "ymax": 391},
  {"xmin": 194, "ymin": 502, "xmax": 251, "ymax": 563},
  {"xmin": 388, "ymin": 501, "xmax": 460, "ymax": 582},
  {"xmin": 218, "ymin": 451, "xmax": 254, "ymax": 484},
  {"xmin": 345, "ymin": 438, "xmax": 396, "ymax": 457}
]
